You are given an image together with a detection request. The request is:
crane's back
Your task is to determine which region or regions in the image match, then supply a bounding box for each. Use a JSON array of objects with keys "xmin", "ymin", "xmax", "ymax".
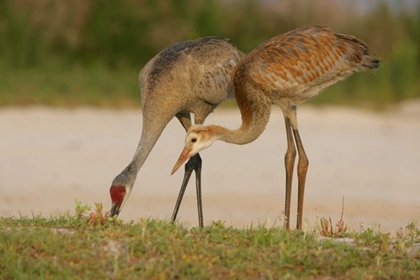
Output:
[
  {"xmin": 233, "ymin": 26, "xmax": 379, "ymax": 107},
  {"xmin": 139, "ymin": 37, "xmax": 244, "ymax": 107}
]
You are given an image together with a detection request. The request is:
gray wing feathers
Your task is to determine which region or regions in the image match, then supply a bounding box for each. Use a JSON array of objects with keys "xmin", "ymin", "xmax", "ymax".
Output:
[
  {"xmin": 139, "ymin": 37, "xmax": 244, "ymax": 106},
  {"xmin": 190, "ymin": 38, "xmax": 244, "ymax": 104}
]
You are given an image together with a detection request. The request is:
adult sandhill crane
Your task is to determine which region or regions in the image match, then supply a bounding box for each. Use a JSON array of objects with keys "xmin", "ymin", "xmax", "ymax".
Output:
[
  {"xmin": 109, "ymin": 37, "xmax": 244, "ymax": 227},
  {"xmin": 172, "ymin": 26, "xmax": 380, "ymax": 230}
]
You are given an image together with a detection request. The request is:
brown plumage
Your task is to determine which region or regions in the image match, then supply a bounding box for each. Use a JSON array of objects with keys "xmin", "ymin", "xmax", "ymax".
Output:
[
  {"xmin": 172, "ymin": 26, "xmax": 379, "ymax": 230},
  {"xmin": 109, "ymin": 37, "xmax": 244, "ymax": 227}
]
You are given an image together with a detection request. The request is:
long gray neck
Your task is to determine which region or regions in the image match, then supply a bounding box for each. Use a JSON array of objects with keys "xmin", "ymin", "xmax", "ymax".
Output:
[{"xmin": 112, "ymin": 118, "xmax": 168, "ymax": 186}]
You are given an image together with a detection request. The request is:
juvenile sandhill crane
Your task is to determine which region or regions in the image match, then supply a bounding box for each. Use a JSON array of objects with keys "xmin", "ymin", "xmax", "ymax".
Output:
[
  {"xmin": 109, "ymin": 37, "xmax": 244, "ymax": 227},
  {"xmin": 172, "ymin": 26, "xmax": 380, "ymax": 230}
]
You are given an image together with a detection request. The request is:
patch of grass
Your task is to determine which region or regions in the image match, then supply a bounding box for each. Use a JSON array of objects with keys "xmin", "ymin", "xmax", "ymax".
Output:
[
  {"xmin": 0, "ymin": 62, "xmax": 142, "ymax": 108},
  {"xmin": 0, "ymin": 59, "xmax": 413, "ymax": 111},
  {"xmin": 1, "ymin": 1, "xmax": 419, "ymax": 110},
  {"xmin": 0, "ymin": 202, "xmax": 419, "ymax": 279}
]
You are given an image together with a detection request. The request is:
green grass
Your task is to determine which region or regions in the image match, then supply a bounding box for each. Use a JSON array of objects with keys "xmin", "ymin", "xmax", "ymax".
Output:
[
  {"xmin": 1, "ymin": 0, "xmax": 419, "ymax": 110},
  {"xmin": 0, "ymin": 63, "xmax": 142, "ymax": 108},
  {"xmin": 1, "ymin": 202, "xmax": 419, "ymax": 279},
  {"xmin": 0, "ymin": 61, "xmax": 405, "ymax": 111}
]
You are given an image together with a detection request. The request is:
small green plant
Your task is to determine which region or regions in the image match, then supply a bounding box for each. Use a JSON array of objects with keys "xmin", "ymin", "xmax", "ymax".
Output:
[
  {"xmin": 380, "ymin": 233, "xmax": 391, "ymax": 252},
  {"xmin": 404, "ymin": 222, "xmax": 420, "ymax": 242},
  {"xmin": 74, "ymin": 199, "xmax": 91, "ymax": 219},
  {"xmin": 320, "ymin": 196, "xmax": 348, "ymax": 237},
  {"xmin": 74, "ymin": 200, "xmax": 121, "ymax": 226}
]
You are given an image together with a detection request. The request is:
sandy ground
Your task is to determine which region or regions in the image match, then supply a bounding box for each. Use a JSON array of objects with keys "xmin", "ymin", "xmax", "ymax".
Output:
[{"xmin": 1, "ymin": 104, "xmax": 419, "ymax": 234}]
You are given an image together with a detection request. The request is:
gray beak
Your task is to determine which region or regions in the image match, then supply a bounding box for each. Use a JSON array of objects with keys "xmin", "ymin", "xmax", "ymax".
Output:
[{"xmin": 110, "ymin": 203, "xmax": 121, "ymax": 217}]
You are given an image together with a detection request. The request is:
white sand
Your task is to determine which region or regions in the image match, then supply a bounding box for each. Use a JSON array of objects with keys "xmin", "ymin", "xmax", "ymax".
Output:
[{"xmin": 1, "ymin": 104, "xmax": 419, "ymax": 233}]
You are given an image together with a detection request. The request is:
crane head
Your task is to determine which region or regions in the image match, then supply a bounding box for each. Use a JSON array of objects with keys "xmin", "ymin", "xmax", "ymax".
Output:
[
  {"xmin": 109, "ymin": 185, "xmax": 131, "ymax": 217},
  {"xmin": 109, "ymin": 165, "xmax": 136, "ymax": 217},
  {"xmin": 171, "ymin": 125, "xmax": 216, "ymax": 175}
]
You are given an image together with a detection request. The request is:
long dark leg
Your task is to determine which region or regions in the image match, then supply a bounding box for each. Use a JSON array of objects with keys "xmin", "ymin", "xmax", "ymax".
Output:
[
  {"xmin": 170, "ymin": 155, "xmax": 194, "ymax": 223},
  {"xmin": 292, "ymin": 129, "xmax": 309, "ymax": 230},
  {"xmin": 194, "ymin": 154, "xmax": 203, "ymax": 227},
  {"xmin": 170, "ymin": 112, "xmax": 192, "ymax": 224},
  {"xmin": 170, "ymin": 153, "xmax": 203, "ymax": 226},
  {"xmin": 283, "ymin": 117, "xmax": 296, "ymax": 230},
  {"xmin": 171, "ymin": 111, "xmax": 207, "ymax": 227}
]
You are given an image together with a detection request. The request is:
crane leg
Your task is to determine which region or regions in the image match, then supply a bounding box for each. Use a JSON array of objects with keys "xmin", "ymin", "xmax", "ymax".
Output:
[
  {"xmin": 194, "ymin": 154, "xmax": 203, "ymax": 227},
  {"xmin": 170, "ymin": 153, "xmax": 203, "ymax": 227},
  {"xmin": 284, "ymin": 117, "xmax": 296, "ymax": 230},
  {"xmin": 292, "ymin": 129, "xmax": 309, "ymax": 230}
]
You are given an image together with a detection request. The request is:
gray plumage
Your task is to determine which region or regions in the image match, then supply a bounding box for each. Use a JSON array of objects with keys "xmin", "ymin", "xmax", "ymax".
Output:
[{"xmin": 109, "ymin": 37, "xmax": 245, "ymax": 225}]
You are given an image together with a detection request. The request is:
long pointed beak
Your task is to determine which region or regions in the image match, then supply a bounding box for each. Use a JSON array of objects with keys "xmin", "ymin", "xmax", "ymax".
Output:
[
  {"xmin": 110, "ymin": 203, "xmax": 121, "ymax": 217},
  {"xmin": 171, "ymin": 147, "xmax": 192, "ymax": 175}
]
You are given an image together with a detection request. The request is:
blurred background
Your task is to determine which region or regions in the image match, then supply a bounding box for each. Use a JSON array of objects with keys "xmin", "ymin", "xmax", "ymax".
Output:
[{"xmin": 0, "ymin": 0, "xmax": 419, "ymax": 108}]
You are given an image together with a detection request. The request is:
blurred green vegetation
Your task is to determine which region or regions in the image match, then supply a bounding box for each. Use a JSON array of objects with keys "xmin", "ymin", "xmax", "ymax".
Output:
[{"xmin": 0, "ymin": 0, "xmax": 419, "ymax": 108}]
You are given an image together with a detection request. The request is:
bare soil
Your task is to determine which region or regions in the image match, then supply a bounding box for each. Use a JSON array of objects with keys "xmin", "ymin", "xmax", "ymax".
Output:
[{"xmin": 1, "ymin": 104, "xmax": 419, "ymax": 233}]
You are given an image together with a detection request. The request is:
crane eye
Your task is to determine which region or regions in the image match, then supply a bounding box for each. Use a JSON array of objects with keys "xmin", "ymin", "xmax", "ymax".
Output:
[
  {"xmin": 121, "ymin": 192, "xmax": 126, "ymax": 197},
  {"xmin": 191, "ymin": 138, "xmax": 197, "ymax": 143}
]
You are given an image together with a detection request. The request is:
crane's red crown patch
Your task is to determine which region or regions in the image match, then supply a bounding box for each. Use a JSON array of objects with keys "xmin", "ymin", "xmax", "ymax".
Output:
[{"xmin": 110, "ymin": 186, "xmax": 126, "ymax": 204}]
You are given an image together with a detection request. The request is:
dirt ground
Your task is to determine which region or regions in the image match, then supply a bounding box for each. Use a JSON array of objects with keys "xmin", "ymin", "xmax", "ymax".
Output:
[{"xmin": 1, "ymin": 103, "xmax": 419, "ymax": 234}]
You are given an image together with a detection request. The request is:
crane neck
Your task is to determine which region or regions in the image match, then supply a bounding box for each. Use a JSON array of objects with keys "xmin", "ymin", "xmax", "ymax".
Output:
[
  {"xmin": 210, "ymin": 80, "xmax": 272, "ymax": 145},
  {"xmin": 112, "ymin": 119, "xmax": 167, "ymax": 186}
]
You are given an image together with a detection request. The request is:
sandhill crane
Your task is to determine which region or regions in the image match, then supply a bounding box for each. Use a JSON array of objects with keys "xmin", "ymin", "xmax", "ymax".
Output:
[
  {"xmin": 109, "ymin": 37, "xmax": 244, "ymax": 227},
  {"xmin": 172, "ymin": 26, "xmax": 380, "ymax": 230}
]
